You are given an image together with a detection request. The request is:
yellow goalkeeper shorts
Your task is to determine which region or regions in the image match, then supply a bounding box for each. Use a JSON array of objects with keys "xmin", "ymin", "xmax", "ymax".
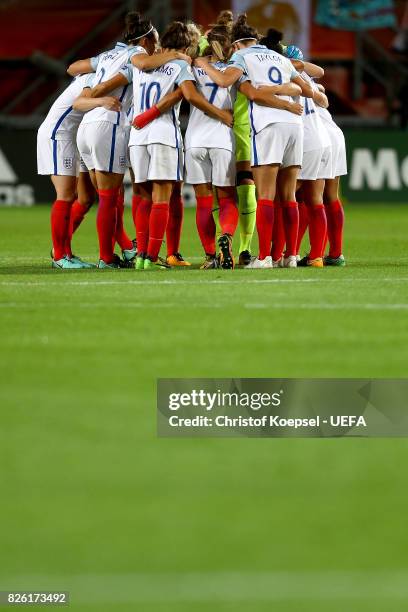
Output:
[{"xmin": 234, "ymin": 122, "xmax": 251, "ymax": 163}]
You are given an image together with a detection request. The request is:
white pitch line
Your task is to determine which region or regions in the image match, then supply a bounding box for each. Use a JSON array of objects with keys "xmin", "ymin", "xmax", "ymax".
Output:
[
  {"xmin": 0, "ymin": 302, "xmax": 223, "ymax": 309},
  {"xmin": 1, "ymin": 277, "xmax": 408, "ymax": 287},
  {"xmin": 0, "ymin": 302, "xmax": 407, "ymax": 311},
  {"xmin": 245, "ymin": 303, "xmax": 408, "ymax": 310},
  {"xmin": 2, "ymin": 571, "xmax": 408, "ymax": 603}
]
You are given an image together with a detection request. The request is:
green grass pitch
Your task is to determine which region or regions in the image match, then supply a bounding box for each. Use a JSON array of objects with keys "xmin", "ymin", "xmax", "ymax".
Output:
[{"xmin": 1, "ymin": 203, "xmax": 408, "ymax": 611}]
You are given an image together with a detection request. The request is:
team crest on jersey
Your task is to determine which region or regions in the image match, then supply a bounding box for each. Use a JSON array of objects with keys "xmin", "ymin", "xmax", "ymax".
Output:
[
  {"xmin": 119, "ymin": 156, "xmax": 126, "ymax": 167},
  {"xmin": 63, "ymin": 157, "xmax": 74, "ymax": 169}
]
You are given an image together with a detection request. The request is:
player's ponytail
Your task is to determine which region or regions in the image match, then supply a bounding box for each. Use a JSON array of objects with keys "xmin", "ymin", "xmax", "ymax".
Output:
[
  {"xmin": 231, "ymin": 13, "xmax": 258, "ymax": 45},
  {"xmin": 206, "ymin": 26, "xmax": 232, "ymax": 62},
  {"xmin": 124, "ymin": 11, "xmax": 154, "ymax": 44},
  {"xmin": 185, "ymin": 21, "xmax": 202, "ymax": 59},
  {"xmin": 161, "ymin": 21, "xmax": 191, "ymax": 51},
  {"xmin": 259, "ymin": 28, "xmax": 284, "ymax": 54}
]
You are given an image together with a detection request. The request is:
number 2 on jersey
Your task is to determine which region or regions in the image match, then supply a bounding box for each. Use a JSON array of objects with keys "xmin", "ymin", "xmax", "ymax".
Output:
[
  {"xmin": 97, "ymin": 68, "xmax": 106, "ymax": 84},
  {"xmin": 140, "ymin": 81, "xmax": 162, "ymax": 112}
]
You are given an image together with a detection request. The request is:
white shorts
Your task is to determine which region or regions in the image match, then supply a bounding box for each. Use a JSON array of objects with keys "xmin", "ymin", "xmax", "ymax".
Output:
[
  {"xmin": 125, "ymin": 127, "xmax": 132, "ymax": 169},
  {"xmin": 325, "ymin": 123, "xmax": 347, "ymax": 178},
  {"xmin": 37, "ymin": 129, "xmax": 78, "ymax": 176},
  {"xmin": 316, "ymin": 146, "xmax": 332, "ymax": 179},
  {"xmin": 185, "ymin": 147, "xmax": 235, "ymax": 187},
  {"xmin": 129, "ymin": 144, "xmax": 184, "ymax": 183},
  {"xmin": 77, "ymin": 121, "xmax": 129, "ymax": 174},
  {"xmin": 251, "ymin": 123, "xmax": 303, "ymax": 168},
  {"xmin": 79, "ymin": 156, "xmax": 88, "ymax": 173},
  {"xmin": 300, "ymin": 146, "xmax": 332, "ymax": 181}
]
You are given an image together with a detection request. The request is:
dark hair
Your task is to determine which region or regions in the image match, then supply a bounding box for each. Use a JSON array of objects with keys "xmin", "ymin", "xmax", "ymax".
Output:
[
  {"xmin": 161, "ymin": 21, "xmax": 191, "ymax": 50},
  {"xmin": 205, "ymin": 25, "xmax": 232, "ymax": 62},
  {"xmin": 124, "ymin": 11, "xmax": 154, "ymax": 44},
  {"xmin": 231, "ymin": 13, "xmax": 258, "ymax": 44},
  {"xmin": 215, "ymin": 10, "xmax": 233, "ymax": 28},
  {"xmin": 259, "ymin": 28, "xmax": 284, "ymax": 54}
]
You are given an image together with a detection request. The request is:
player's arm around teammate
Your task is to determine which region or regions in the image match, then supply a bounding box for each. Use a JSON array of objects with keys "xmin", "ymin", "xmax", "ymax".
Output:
[
  {"xmin": 70, "ymin": 75, "xmax": 135, "ymax": 258},
  {"xmin": 195, "ymin": 49, "xmax": 304, "ymax": 267},
  {"xmin": 207, "ymin": 15, "xmax": 304, "ymax": 269},
  {"xmin": 256, "ymin": 31, "xmax": 312, "ymax": 268},
  {"xmin": 206, "ymin": 11, "xmax": 257, "ymax": 267},
  {"xmin": 76, "ymin": 13, "xmax": 181, "ymax": 269},
  {"xmin": 128, "ymin": 21, "xmax": 233, "ymax": 271},
  {"xmin": 281, "ymin": 46, "xmax": 332, "ymax": 268},
  {"xmin": 313, "ymin": 85, "xmax": 347, "ymax": 266},
  {"xmin": 37, "ymin": 73, "xmax": 102, "ymax": 269},
  {"xmin": 185, "ymin": 25, "xmax": 240, "ymax": 270}
]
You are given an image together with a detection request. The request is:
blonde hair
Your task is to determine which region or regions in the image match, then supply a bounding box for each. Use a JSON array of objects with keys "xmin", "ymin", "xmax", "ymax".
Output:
[
  {"xmin": 205, "ymin": 25, "xmax": 232, "ymax": 62},
  {"xmin": 185, "ymin": 21, "xmax": 202, "ymax": 59}
]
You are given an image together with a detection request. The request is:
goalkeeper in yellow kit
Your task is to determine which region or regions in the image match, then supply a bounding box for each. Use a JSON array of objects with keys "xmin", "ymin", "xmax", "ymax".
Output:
[{"xmin": 232, "ymin": 89, "xmax": 257, "ymax": 265}]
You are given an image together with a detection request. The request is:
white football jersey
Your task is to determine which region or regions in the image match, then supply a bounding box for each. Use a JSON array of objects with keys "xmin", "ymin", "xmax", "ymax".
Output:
[
  {"xmin": 300, "ymin": 72, "xmax": 331, "ymax": 152},
  {"xmin": 229, "ymin": 44, "xmax": 302, "ymax": 132},
  {"xmin": 185, "ymin": 62, "xmax": 240, "ymax": 152},
  {"xmin": 129, "ymin": 59, "xmax": 195, "ymax": 148},
  {"xmin": 316, "ymin": 103, "xmax": 337, "ymax": 127},
  {"xmin": 82, "ymin": 42, "xmax": 145, "ymax": 126},
  {"xmin": 38, "ymin": 73, "xmax": 93, "ymax": 140}
]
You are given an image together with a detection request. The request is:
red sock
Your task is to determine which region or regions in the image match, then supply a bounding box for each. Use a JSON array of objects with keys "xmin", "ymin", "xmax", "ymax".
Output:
[
  {"xmin": 282, "ymin": 201, "xmax": 299, "ymax": 257},
  {"xmin": 271, "ymin": 203, "xmax": 285, "ymax": 261},
  {"xmin": 256, "ymin": 199, "xmax": 274, "ymax": 260},
  {"xmin": 325, "ymin": 199, "xmax": 344, "ymax": 258},
  {"xmin": 111, "ymin": 206, "xmax": 118, "ymax": 252},
  {"xmin": 114, "ymin": 189, "xmax": 133, "ymax": 251},
  {"xmin": 166, "ymin": 191, "xmax": 183, "ymax": 256},
  {"xmin": 322, "ymin": 230, "xmax": 328, "ymax": 256},
  {"xmin": 69, "ymin": 201, "xmax": 90, "ymax": 237},
  {"xmin": 51, "ymin": 199, "xmax": 72, "ymax": 261},
  {"xmin": 297, "ymin": 201, "xmax": 309, "ymax": 255},
  {"xmin": 308, "ymin": 203, "xmax": 327, "ymax": 260},
  {"xmin": 65, "ymin": 200, "xmax": 93, "ymax": 257},
  {"xmin": 196, "ymin": 195, "xmax": 216, "ymax": 255},
  {"xmin": 97, "ymin": 188, "xmax": 119, "ymax": 263},
  {"xmin": 147, "ymin": 202, "xmax": 169, "ymax": 261},
  {"xmin": 135, "ymin": 198, "xmax": 152, "ymax": 254},
  {"xmin": 219, "ymin": 197, "xmax": 238, "ymax": 236},
  {"xmin": 131, "ymin": 194, "xmax": 141, "ymax": 229}
]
